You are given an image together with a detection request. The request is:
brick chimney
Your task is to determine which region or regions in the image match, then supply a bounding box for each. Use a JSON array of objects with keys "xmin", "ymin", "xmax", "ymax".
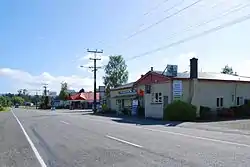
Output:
[{"xmin": 151, "ymin": 67, "xmax": 153, "ymax": 71}]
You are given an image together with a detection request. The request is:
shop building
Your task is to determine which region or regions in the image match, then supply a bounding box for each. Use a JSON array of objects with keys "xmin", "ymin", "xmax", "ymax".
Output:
[
  {"xmin": 110, "ymin": 82, "xmax": 137, "ymax": 113},
  {"xmin": 134, "ymin": 58, "xmax": 250, "ymax": 119},
  {"xmin": 110, "ymin": 58, "xmax": 250, "ymax": 119}
]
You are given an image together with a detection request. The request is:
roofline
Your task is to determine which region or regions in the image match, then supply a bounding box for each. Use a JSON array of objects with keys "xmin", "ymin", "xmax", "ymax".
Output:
[
  {"xmin": 175, "ymin": 77, "xmax": 250, "ymax": 83},
  {"xmin": 110, "ymin": 82, "xmax": 135, "ymax": 91}
]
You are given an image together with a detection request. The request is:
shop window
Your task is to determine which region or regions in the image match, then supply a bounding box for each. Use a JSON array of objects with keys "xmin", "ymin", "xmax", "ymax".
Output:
[
  {"xmin": 151, "ymin": 92, "xmax": 163, "ymax": 103},
  {"xmin": 216, "ymin": 97, "xmax": 223, "ymax": 107},
  {"xmin": 236, "ymin": 97, "xmax": 244, "ymax": 106}
]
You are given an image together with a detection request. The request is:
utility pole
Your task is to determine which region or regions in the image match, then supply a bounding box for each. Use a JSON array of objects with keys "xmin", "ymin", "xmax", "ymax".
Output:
[
  {"xmin": 87, "ymin": 49, "xmax": 103, "ymax": 113},
  {"xmin": 42, "ymin": 83, "xmax": 48, "ymax": 96}
]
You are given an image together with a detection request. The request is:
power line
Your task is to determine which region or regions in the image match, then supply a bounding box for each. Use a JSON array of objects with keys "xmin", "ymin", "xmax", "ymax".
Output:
[
  {"xmin": 163, "ymin": 0, "xmax": 185, "ymax": 13},
  {"xmin": 143, "ymin": 0, "xmax": 170, "ymax": 16},
  {"xmin": 98, "ymin": 0, "xmax": 184, "ymax": 49},
  {"xmin": 126, "ymin": 13, "xmax": 250, "ymax": 61},
  {"xmin": 160, "ymin": 2, "xmax": 250, "ymax": 43},
  {"xmin": 126, "ymin": 0, "xmax": 205, "ymax": 40},
  {"xmin": 86, "ymin": 49, "xmax": 103, "ymax": 113}
]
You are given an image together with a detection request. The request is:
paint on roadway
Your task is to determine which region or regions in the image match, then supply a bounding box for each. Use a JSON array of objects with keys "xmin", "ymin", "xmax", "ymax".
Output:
[
  {"xmin": 2, "ymin": 108, "xmax": 250, "ymax": 166},
  {"xmin": 0, "ymin": 111, "xmax": 41, "ymax": 167}
]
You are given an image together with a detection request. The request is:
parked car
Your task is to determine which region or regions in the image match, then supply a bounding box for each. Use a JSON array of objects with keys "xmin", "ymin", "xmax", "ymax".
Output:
[{"xmin": 15, "ymin": 104, "xmax": 19, "ymax": 108}]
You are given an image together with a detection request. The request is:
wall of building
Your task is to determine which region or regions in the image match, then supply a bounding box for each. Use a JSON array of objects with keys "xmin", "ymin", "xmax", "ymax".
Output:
[
  {"xmin": 196, "ymin": 80, "xmax": 250, "ymax": 110},
  {"xmin": 144, "ymin": 82, "xmax": 171, "ymax": 118}
]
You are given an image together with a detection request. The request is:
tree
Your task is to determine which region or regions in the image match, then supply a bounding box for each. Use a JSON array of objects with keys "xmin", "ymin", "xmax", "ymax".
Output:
[
  {"xmin": 12, "ymin": 96, "xmax": 25, "ymax": 105},
  {"xmin": 59, "ymin": 82, "xmax": 69, "ymax": 101},
  {"xmin": 17, "ymin": 89, "xmax": 22, "ymax": 96},
  {"xmin": 103, "ymin": 55, "xmax": 129, "ymax": 90},
  {"xmin": 221, "ymin": 65, "xmax": 234, "ymax": 75}
]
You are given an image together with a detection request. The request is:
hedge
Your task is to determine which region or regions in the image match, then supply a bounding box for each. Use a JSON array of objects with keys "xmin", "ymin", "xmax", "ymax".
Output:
[{"xmin": 163, "ymin": 100, "xmax": 196, "ymax": 121}]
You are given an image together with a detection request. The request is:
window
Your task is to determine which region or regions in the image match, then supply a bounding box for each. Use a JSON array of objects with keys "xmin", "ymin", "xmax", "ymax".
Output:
[
  {"xmin": 145, "ymin": 85, "xmax": 151, "ymax": 94},
  {"xmin": 151, "ymin": 92, "xmax": 162, "ymax": 103},
  {"xmin": 216, "ymin": 97, "xmax": 223, "ymax": 107},
  {"xmin": 116, "ymin": 99, "xmax": 121, "ymax": 105},
  {"xmin": 236, "ymin": 97, "xmax": 244, "ymax": 106}
]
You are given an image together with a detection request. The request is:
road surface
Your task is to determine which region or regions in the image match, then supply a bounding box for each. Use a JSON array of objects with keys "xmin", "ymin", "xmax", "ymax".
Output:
[{"xmin": 1, "ymin": 108, "xmax": 250, "ymax": 167}]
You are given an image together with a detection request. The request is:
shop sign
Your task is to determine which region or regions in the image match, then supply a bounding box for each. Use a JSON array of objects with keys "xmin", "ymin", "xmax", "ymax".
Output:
[
  {"xmin": 173, "ymin": 80, "xmax": 183, "ymax": 100},
  {"xmin": 118, "ymin": 89, "xmax": 136, "ymax": 95}
]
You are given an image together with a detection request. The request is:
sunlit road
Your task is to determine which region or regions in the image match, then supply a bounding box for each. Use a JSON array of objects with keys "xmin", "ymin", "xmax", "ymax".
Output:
[{"xmin": 1, "ymin": 108, "xmax": 250, "ymax": 167}]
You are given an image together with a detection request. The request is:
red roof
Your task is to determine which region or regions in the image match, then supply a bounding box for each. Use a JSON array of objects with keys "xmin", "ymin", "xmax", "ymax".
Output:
[
  {"xmin": 68, "ymin": 92, "xmax": 99, "ymax": 101},
  {"xmin": 68, "ymin": 93, "xmax": 86, "ymax": 100}
]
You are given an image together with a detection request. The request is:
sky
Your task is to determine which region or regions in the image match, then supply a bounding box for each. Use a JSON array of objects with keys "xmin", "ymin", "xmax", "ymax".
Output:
[{"xmin": 1, "ymin": 0, "xmax": 250, "ymax": 94}]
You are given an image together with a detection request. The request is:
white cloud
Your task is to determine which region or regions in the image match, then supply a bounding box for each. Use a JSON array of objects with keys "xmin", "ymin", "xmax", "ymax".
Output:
[{"xmin": 0, "ymin": 68, "xmax": 99, "ymax": 94}]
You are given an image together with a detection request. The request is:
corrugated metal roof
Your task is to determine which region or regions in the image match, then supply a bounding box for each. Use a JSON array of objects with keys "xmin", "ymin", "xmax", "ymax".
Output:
[
  {"xmin": 175, "ymin": 72, "xmax": 250, "ymax": 81},
  {"xmin": 153, "ymin": 70, "xmax": 250, "ymax": 81},
  {"xmin": 111, "ymin": 82, "xmax": 135, "ymax": 90}
]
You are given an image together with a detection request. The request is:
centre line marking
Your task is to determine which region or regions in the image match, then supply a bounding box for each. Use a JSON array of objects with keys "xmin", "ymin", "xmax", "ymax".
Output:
[
  {"xmin": 60, "ymin": 121, "xmax": 70, "ymax": 125},
  {"xmin": 11, "ymin": 110, "xmax": 47, "ymax": 167},
  {"xmin": 106, "ymin": 135, "xmax": 143, "ymax": 148}
]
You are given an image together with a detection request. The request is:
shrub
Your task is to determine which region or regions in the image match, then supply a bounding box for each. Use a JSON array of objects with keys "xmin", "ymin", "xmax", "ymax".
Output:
[
  {"xmin": 163, "ymin": 100, "xmax": 196, "ymax": 121},
  {"xmin": 137, "ymin": 106, "xmax": 145, "ymax": 117},
  {"xmin": 199, "ymin": 106, "xmax": 213, "ymax": 120},
  {"xmin": 100, "ymin": 104, "xmax": 116, "ymax": 114},
  {"xmin": 0, "ymin": 105, "xmax": 4, "ymax": 111},
  {"xmin": 217, "ymin": 108, "xmax": 234, "ymax": 118},
  {"xmin": 231, "ymin": 104, "xmax": 250, "ymax": 117}
]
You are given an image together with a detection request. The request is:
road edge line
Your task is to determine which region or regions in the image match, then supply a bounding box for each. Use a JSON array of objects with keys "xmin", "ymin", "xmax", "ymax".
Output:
[{"xmin": 11, "ymin": 109, "xmax": 47, "ymax": 167}]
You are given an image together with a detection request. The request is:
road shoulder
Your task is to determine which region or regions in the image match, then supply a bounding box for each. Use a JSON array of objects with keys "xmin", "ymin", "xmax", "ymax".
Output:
[{"xmin": 0, "ymin": 112, "xmax": 40, "ymax": 167}]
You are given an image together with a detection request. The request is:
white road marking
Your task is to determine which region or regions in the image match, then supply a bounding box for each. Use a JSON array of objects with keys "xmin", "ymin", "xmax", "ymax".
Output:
[
  {"xmin": 142, "ymin": 127, "xmax": 250, "ymax": 148},
  {"xmin": 11, "ymin": 110, "xmax": 47, "ymax": 167},
  {"xmin": 83, "ymin": 116, "xmax": 250, "ymax": 148},
  {"xmin": 60, "ymin": 121, "xmax": 70, "ymax": 125},
  {"xmin": 106, "ymin": 135, "xmax": 143, "ymax": 148}
]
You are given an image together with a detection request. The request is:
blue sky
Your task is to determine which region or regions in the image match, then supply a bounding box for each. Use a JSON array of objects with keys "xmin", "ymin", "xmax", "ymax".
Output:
[{"xmin": 1, "ymin": 0, "xmax": 250, "ymax": 94}]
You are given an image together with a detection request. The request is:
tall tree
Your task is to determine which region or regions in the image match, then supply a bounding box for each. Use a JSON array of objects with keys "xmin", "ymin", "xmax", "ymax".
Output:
[
  {"xmin": 221, "ymin": 65, "xmax": 234, "ymax": 75},
  {"xmin": 59, "ymin": 82, "xmax": 69, "ymax": 101},
  {"xmin": 103, "ymin": 55, "xmax": 129, "ymax": 89}
]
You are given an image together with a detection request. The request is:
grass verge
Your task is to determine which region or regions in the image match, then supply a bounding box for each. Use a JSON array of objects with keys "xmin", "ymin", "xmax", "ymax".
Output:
[{"xmin": 0, "ymin": 107, "xmax": 11, "ymax": 112}]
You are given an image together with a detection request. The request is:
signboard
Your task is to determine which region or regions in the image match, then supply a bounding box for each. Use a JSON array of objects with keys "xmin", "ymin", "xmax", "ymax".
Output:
[
  {"xmin": 99, "ymin": 86, "xmax": 105, "ymax": 92},
  {"xmin": 172, "ymin": 80, "xmax": 183, "ymax": 100},
  {"xmin": 164, "ymin": 65, "xmax": 178, "ymax": 77},
  {"xmin": 49, "ymin": 91, "xmax": 57, "ymax": 97},
  {"xmin": 132, "ymin": 100, "xmax": 138, "ymax": 116},
  {"xmin": 118, "ymin": 89, "xmax": 136, "ymax": 95}
]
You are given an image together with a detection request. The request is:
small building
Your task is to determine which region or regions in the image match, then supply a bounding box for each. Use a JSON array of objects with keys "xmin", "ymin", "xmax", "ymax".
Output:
[
  {"xmin": 109, "ymin": 58, "xmax": 250, "ymax": 119},
  {"xmin": 110, "ymin": 82, "xmax": 137, "ymax": 113},
  {"xmin": 68, "ymin": 92, "xmax": 100, "ymax": 109}
]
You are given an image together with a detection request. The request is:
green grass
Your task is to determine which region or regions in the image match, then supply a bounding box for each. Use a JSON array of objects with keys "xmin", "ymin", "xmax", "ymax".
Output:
[{"xmin": 0, "ymin": 107, "xmax": 11, "ymax": 112}]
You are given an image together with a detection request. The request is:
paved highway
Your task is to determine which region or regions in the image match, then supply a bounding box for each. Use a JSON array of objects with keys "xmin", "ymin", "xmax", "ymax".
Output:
[{"xmin": 1, "ymin": 108, "xmax": 250, "ymax": 167}]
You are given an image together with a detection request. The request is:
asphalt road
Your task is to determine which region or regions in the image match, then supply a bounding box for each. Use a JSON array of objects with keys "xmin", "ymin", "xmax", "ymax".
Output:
[{"xmin": 1, "ymin": 109, "xmax": 250, "ymax": 167}]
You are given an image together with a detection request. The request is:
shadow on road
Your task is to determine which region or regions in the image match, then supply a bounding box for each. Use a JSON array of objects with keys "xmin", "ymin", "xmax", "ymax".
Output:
[{"xmin": 111, "ymin": 117, "xmax": 183, "ymax": 127}]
